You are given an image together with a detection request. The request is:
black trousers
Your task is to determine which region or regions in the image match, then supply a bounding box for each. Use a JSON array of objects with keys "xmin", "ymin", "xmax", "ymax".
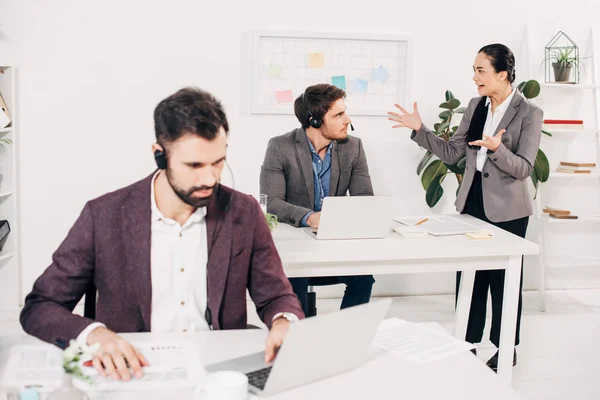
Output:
[{"xmin": 456, "ymin": 171, "xmax": 528, "ymax": 347}]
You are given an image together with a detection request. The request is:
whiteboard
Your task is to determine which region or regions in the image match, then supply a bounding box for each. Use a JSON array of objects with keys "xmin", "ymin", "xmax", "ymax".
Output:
[{"xmin": 250, "ymin": 30, "xmax": 413, "ymax": 116}]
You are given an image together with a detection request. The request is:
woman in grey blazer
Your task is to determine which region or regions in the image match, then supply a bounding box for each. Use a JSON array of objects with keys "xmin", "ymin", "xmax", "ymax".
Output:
[{"xmin": 388, "ymin": 44, "xmax": 543, "ymax": 371}]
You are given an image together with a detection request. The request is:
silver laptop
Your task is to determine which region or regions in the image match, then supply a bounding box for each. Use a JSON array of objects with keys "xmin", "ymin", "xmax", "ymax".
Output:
[
  {"xmin": 205, "ymin": 299, "xmax": 391, "ymax": 396},
  {"xmin": 305, "ymin": 196, "xmax": 393, "ymax": 240}
]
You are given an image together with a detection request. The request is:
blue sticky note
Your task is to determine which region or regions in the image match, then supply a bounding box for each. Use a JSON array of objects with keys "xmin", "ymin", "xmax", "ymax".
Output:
[
  {"xmin": 353, "ymin": 78, "xmax": 368, "ymax": 94},
  {"xmin": 372, "ymin": 65, "xmax": 389, "ymax": 83},
  {"xmin": 331, "ymin": 75, "xmax": 346, "ymax": 90}
]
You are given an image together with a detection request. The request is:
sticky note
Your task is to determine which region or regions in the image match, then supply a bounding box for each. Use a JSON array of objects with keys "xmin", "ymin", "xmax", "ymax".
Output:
[
  {"xmin": 308, "ymin": 53, "xmax": 324, "ymax": 68},
  {"xmin": 275, "ymin": 90, "xmax": 294, "ymax": 104},
  {"xmin": 332, "ymin": 75, "xmax": 346, "ymax": 90},
  {"xmin": 372, "ymin": 65, "xmax": 389, "ymax": 83},
  {"xmin": 353, "ymin": 78, "xmax": 368, "ymax": 94},
  {"xmin": 267, "ymin": 64, "xmax": 282, "ymax": 78}
]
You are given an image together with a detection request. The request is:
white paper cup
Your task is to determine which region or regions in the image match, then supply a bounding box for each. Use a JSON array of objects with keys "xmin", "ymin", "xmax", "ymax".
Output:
[{"xmin": 196, "ymin": 370, "xmax": 249, "ymax": 400}]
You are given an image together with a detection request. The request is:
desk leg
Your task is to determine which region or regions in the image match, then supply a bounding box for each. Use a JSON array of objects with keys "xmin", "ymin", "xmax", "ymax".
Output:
[
  {"xmin": 497, "ymin": 255, "xmax": 521, "ymax": 385},
  {"xmin": 454, "ymin": 269, "xmax": 475, "ymax": 340}
]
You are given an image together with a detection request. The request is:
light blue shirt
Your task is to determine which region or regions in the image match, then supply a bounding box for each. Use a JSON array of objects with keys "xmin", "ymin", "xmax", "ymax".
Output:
[{"xmin": 300, "ymin": 139, "xmax": 333, "ymax": 227}]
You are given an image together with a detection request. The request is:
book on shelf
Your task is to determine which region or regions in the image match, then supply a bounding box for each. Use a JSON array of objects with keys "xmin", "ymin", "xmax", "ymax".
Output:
[
  {"xmin": 544, "ymin": 119, "xmax": 583, "ymax": 124},
  {"xmin": 543, "ymin": 119, "xmax": 584, "ymax": 130},
  {"xmin": 560, "ymin": 161, "xmax": 596, "ymax": 168},
  {"xmin": 556, "ymin": 168, "xmax": 592, "ymax": 174},
  {"xmin": 0, "ymin": 90, "xmax": 10, "ymax": 129},
  {"xmin": 549, "ymin": 213, "xmax": 578, "ymax": 220},
  {"xmin": 543, "ymin": 207, "xmax": 571, "ymax": 216}
]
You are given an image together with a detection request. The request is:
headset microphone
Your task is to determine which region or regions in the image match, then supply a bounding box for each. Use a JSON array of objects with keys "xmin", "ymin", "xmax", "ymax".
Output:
[{"xmin": 350, "ymin": 124, "xmax": 354, "ymax": 131}]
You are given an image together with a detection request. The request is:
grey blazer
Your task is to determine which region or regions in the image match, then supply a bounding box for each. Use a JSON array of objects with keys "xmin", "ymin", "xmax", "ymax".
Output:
[
  {"xmin": 260, "ymin": 128, "xmax": 374, "ymax": 227},
  {"xmin": 411, "ymin": 91, "xmax": 543, "ymax": 222}
]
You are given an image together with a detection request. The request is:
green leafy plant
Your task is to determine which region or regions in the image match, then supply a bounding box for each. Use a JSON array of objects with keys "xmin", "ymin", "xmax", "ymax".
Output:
[
  {"xmin": 62, "ymin": 340, "xmax": 100, "ymax": 384},
  {"xmin": 265, "ymin": 212, "xmax": 278, "ymax": 231},
  {"xmin": 516, "ymin": 80, "xmax": 550, "ymax": 194},
  {"xmin": 417, "ymin": 81, "xmax": 550, "ymax": 207},
  {"xmin": 546, "ymin": 47, "xmax": 581, "ymax": 67}
]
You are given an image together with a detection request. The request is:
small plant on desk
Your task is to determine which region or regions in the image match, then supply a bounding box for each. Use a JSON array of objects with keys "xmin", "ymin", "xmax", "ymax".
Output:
[
  {"xmin": 265, "ymin": 212, "xmax": 279, "ymax": 232},
  {"xmin": 47, "ymin": 341, "xmax": 100, "ymax": 400},
  {"xmin": 62, "ymin": 340, "xmax": 100, "ymax": 384}
]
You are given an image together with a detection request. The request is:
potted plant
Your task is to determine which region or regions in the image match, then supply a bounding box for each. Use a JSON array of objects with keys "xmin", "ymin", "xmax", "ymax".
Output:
[
  {"xmin": 547, "ymin": 48, "xmax": 580, "ymax": 83},
  {"xmin": 47, "ymin": 340, "xmax": 99, "ymax": 400},
  {"xmin": 416, "ymin": 81, "xmax": 550, "ymax": 208},
  {"xmin": 265, "ymin": 212, "xmax": 278, "ymax": 232}
]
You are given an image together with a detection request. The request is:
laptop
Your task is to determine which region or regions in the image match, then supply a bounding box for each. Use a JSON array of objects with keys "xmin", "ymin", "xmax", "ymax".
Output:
[
  {"xmin": 305, "ymin": 196, "xmax": 393, "ymax": 240},
  {"xmin": 205, "ymin": 299, "xmax": 392, "ymax": 396}
]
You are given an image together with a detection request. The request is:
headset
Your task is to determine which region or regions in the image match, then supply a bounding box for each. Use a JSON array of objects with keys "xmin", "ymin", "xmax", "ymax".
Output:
[{"xmin": 301, "ymin": 91, "xmax": 354, "ymax": 131}]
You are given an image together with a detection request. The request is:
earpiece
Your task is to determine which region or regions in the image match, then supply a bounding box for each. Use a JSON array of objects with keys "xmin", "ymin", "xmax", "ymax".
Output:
[
  {"xmin": 301, "ymin": 92, "xmax": 322, "ymax": 129},
  {"xmin": 154, "ymin": 149, "xmax": 167, "ymax": 170}
]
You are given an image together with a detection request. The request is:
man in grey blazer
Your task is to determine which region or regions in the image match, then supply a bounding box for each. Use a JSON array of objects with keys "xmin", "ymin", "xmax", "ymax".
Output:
[{"xmin": 260, "ymin": 83, "xmax": 375, "ymax": 316}]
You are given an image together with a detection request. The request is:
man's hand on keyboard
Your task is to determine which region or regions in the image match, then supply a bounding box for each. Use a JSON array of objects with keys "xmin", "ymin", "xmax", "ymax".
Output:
[{"xmin": 265, "ymin": 318, "xmax": 290, "ymax": 363}]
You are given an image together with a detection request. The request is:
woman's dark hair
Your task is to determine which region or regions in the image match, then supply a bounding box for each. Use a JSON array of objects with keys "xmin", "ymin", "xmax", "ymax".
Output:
[
  {"xmin": 479, "ymin": 43, "xmax": 516, "ymax": 84},
  {"xmin": 154, "ymin": 87, "xmax": 229, "ymax": 145},
  {"xmin": 294, "ymin": 84, "xmax": 346, "ymax": 129}
]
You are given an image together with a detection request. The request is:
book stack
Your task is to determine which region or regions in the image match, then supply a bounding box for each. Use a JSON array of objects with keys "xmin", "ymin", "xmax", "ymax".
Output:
[
  {"xmin": 556, "ymin": 161, "xmax": 596, "ymax": 174},
  {"xmin": 543, "ymin": 119, "xmax": 584, "ymax": 130},
  {"xmin": 0, "ymin": 90, "xmax": 10, "ymax": 129},
  {"xmin": 543, "ymin": 206, "xmax": 578, "ymax": 220}
]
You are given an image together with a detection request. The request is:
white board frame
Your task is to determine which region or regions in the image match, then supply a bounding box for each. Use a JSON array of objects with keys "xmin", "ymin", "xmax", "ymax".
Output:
[{"xmin": 250, "ymin": 30, "xmax": 414, "ymax": 116}]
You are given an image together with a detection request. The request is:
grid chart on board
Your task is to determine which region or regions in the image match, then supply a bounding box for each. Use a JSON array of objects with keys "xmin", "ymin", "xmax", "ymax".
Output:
[{"xmin": 251, "ymin": 33, "xmax": 411, "ymax": 116}]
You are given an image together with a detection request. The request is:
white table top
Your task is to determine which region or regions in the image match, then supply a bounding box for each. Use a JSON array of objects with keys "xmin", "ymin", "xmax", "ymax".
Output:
[
  {"xmin": 1, "ymin": 327, "xmax": 522, "ymax": 400},
  {"xmin": 272, "ymin": 215, "xmax": 539, "ymax": 277}
]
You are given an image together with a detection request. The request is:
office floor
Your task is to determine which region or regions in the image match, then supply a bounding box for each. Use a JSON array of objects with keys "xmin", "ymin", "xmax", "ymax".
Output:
[{"xmin": 2, "ymin": 289, "xmax": 599, "ymax": 400}]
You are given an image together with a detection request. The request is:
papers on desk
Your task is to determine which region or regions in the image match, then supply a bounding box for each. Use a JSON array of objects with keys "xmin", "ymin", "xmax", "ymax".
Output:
[
  {"xmin": 2, "ymin": 341, "xmax": 204, "ymax": 392},
  {"xmin": 393, "ymin": 215, "xmax": 479, "ymax": 236},
  {"xmin": 372, "ymin": 318, "xmax": 475, "ymax": 364},
  {"xmin": 391, "ymin": 223, "xmax": 428, "ymax": 238}
]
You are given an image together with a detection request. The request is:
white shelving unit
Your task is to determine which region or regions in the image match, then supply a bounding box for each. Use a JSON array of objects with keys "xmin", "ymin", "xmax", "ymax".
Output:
[
  {"xmin": 0, "ymin": 66, "xmax": 21, "ymax": 310},
  {"xmin": 530, "ymin": 27, "xmax": 600, "ymax": 312}
]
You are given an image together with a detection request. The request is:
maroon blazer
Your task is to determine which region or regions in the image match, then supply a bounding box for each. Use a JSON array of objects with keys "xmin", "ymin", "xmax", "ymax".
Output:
[{"xmin": 20, "ymin": 173, "xmax": 304, "ymax": 348}]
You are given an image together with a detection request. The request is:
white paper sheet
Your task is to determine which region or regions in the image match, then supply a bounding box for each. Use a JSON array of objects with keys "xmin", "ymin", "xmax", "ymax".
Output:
[
  {"xmin": 372, "ymin": 318, "xmax": 475, "ymax": 364},
  {"xmin": 2, "ymin": 341, "xmax": 205, "ymax": 393},
  {"xmin": 393, "ymin": 215, "xmax": 479, "ymax": 236}
]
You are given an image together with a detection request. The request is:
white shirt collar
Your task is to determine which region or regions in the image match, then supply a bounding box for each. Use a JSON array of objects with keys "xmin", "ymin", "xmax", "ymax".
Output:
[
  {"xmin": 485, "ymin": 87, "xmax": 516, "ymax": 113},
  {"xmin": 150, "ymin": 170, "xmax": 207, "ymax": 225}
]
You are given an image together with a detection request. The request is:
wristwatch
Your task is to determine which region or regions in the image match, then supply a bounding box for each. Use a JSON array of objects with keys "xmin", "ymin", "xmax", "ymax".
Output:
[{"xmin": 277, "ymin": 312, "xmax": 299, "ymax": 323}]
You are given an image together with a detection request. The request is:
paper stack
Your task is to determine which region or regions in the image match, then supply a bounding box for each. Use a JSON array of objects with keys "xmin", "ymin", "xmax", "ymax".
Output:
[{"xmin": 392, "ymin": 223, "xmax": 428, "ymax": 238}]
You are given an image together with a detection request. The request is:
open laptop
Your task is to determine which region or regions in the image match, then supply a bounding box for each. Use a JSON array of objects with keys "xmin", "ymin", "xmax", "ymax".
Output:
[
  {"xmin": 205, "ymin": 299, "xmax": 391, "ymax": 396},
  {"xmin": 305, "ymin": 196, "xmax": 393, "ymax": 240}
]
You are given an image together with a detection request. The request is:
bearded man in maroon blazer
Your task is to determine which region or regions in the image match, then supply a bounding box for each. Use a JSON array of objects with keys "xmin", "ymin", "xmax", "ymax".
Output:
[{"xmin": 20, "ymin": 87, "xmax": 304, "ymax": 382}]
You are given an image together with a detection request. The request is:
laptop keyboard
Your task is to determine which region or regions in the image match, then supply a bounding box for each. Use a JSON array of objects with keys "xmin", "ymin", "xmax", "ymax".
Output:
[{"xmin": 246, "ymin": 366, "xmax": 272, "ymax": 390}]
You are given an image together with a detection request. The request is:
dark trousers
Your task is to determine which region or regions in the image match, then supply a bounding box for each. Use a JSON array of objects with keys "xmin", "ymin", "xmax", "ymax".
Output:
[
  {"xmin": 289, "ymin": 275, "xmax": 375, "ymax": 316},
  {"xmin": 456, "ymin": 171, "xmax": 528, "ymax": 348}
]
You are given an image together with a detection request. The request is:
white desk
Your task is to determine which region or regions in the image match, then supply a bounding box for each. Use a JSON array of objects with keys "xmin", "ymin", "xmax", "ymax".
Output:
[
  {"xmin": 0, "ymin": 329, "xmax": 523, "ymax": 400},
  {"xmin": 272, "ymin": 214, "xmax": 539, "ymax": 384}
]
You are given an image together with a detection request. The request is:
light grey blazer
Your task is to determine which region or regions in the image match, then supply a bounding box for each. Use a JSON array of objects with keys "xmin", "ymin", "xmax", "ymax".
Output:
[
  {"xmin": 260, "ymin": 128, "xmax": 374, "ymax": 227},
  {"xmin": 411, "ymin": 91, "xmax": 543, "ymax": 222}
]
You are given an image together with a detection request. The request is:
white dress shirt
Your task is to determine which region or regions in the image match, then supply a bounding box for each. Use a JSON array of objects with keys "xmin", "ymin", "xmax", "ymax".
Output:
[
  {"xmin": 476, "ymin": 88, "xmax": 516, "ymax": 172},
  {"xmin": 77, "ymin": 172, "xmax": 209, "ymax": 345}
]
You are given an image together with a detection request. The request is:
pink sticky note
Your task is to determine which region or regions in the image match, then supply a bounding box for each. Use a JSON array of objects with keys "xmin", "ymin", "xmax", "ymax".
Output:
[{"xmin": 276, "ymin": 90, "xmax": 294, "ymax": 104}]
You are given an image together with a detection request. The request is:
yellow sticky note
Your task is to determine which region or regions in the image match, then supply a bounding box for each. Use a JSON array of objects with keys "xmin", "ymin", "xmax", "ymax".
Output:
[
  {"xmin": 308, "ymin": 53, "xmax": 324, "ymax": 68},
  {"xmin": 267, "ymin": 64, "xmax": 282, "ymax": 78}
]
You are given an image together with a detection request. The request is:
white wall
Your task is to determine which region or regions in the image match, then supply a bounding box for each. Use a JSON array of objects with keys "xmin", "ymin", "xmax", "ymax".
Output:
[{"xmin": 1, "ymin": 0, "xmax": 600, "ymax": 308}]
